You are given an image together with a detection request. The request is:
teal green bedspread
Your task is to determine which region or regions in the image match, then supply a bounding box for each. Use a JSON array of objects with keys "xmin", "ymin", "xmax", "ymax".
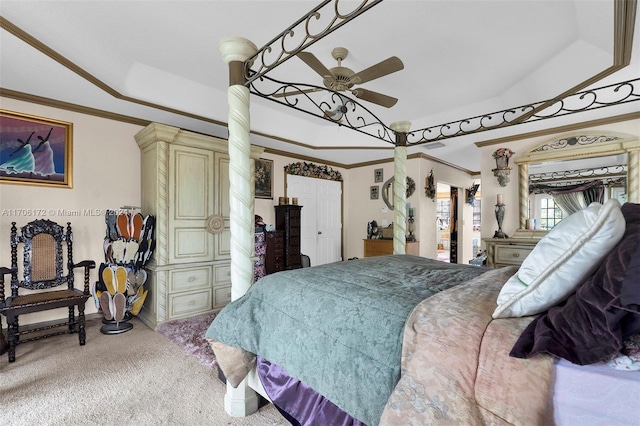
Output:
[{"xmin": 206, "ymin": 255, "xmax": 488, "ymax": 425}]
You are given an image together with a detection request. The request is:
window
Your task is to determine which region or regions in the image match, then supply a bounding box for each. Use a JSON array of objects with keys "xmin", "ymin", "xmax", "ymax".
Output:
[
  {"xmin": 538, "ymin": 196, "xmax": 563, "ymax": 230},
  {"xmin": 472, "ymin": 198, "xmax": 481, "ymax": 229},
  {"xmin": 436, "ymin": 199, "xmax": 450, "ymax": 229}
]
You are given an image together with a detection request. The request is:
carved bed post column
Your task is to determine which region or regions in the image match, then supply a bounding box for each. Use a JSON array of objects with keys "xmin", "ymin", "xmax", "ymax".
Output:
[
  {"xmin": 220, "ymin": 37, "xmax": 257, "ymax": 302},
  {"xmin": 390, "ymin": 121, "xmax": 411, "ymax": 255},
  {"xmin": 219, "ymin": 36, "xmax": 259, "ymax": 418}
]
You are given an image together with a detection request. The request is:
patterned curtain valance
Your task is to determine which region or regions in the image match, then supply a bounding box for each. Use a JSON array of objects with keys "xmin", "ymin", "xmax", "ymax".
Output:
[{"xmin": 284, "ymin": 162, "xmax": 343, "ymax": 181}]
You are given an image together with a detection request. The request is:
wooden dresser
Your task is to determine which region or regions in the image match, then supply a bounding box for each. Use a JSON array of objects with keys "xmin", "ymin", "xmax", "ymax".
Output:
[
  {"xmin": 483, "ymin": 237, "xmax": 541, "ymax": 268},
  {"xmin": 363, "ymin": 239, "xmax": 419, "ymax": 257},
  {"xmin": 275, "ymin": 205, "xmax": 303, "ymax": 270},
  {"xmin": 265, "ymin": 230, "xmax": 285, "ymax": 274}
]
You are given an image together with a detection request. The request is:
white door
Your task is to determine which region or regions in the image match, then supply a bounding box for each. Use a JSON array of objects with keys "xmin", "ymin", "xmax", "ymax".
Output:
[
  {"xmin": 286, "ymin": 175, "xmax": 342, "ymax": 266},
  {"xmin": 286, "ymin": 175, "xmax": 318, "ymax": 264}
]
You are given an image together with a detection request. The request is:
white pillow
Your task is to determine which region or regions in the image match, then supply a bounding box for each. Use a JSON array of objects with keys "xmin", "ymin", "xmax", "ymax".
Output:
[{"xmin": 493, "ymin": 199, "xmax": 625, "ymax": 319}]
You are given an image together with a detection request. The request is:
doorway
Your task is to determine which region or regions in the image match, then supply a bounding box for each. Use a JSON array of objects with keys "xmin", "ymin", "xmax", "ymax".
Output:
[
  {"xmin": 435, "ymin": 183, "xmax": 459, "ymax": 263},
  {"xmin": 286, "ymin": 174, "xmax": 342, "ymax": 266},
  {"xmin": 436, "ymin": 183, "xmax": 451, "ymax": 262}
]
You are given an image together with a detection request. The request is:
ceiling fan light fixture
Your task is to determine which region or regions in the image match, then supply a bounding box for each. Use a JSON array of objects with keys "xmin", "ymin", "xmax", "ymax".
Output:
[
  {"xmin": 324, "ymin": 106, "xmax": 347, "ymax": 122},
  {"xmin": 294, "ymin": 47, "xmax": 404, "ymax": 108}
]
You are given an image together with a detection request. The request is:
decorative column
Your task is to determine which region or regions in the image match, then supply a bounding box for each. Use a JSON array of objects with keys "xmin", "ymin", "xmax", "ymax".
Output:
[
  {"xmin": 220, "ymin": 36, "xmax": 257, "ymax": 302},
  {"xmin": 518, "ymin": 162, "xmax": 528, "ymax": 230},
  {"xmin": 390, "ymin": 121, "xmax": 411, "ymax": 255},
  {"xmin": 219, "ymin": 36, "xmax": 259, "ymax": 418},
  {"xmin": 628, "ymin": 149, "xmax": 639, "ymax": 203}
]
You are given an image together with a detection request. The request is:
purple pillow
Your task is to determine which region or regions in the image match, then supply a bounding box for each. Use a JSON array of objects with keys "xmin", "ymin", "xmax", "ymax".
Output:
[{"xmin": 510, "ymin": 203, "xmax": 640, "ymax": 365}]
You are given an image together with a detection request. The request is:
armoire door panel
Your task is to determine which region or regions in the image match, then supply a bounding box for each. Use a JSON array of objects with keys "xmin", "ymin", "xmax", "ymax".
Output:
[
  {"xmin": 216, "ymin": 155, "xmax": 231, "ymax": 218},
  {"xmin": 171, "ymin": 227, "xmax": 213, "ymax": 263},
  {"xmin": 215, "ymin": 228, "xmax": 231, "ymax": 259},
  {"xmin": 214, "ymin": 154, "xmax": 231, "ymax": 260},
  {"xmin": 171, "ymin": 147, "xmax": 213, "ymax": 219}
]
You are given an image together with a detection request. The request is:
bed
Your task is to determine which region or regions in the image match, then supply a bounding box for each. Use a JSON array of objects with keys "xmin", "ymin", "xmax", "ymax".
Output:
[
  {"xmin": 211, "ymin": 4, "xmax": 640, "ymax": 424},
  {"xmin": 206, "ymin": 200, "xmax": 640, "ymax": 425}
]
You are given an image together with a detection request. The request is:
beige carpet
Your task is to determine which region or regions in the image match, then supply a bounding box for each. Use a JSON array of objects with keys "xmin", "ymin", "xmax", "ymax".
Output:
[{"xmin": 0, "ymin": 317, "xmax": 288, "ymax": 426}]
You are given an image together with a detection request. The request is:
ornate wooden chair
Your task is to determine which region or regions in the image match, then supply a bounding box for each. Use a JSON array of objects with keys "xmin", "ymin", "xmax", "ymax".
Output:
[{"xmin": 0, "ymin": 219, "xmax": 95, "ymax": 362}]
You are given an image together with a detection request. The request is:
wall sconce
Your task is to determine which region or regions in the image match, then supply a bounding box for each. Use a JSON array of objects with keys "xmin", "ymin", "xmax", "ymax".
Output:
[
  {"xmin": 466, "ymin": 183, "xmax": 480, "ymax": 205},
  {"xmin": 425, "ymin": 169, "xmax": 436, "ymax": 201},
  {"xmin": 492, "ymin": 148, "xmax": 515, "ymax": 187}
]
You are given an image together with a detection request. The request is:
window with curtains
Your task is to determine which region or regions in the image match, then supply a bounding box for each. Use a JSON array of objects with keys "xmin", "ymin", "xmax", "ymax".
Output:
[
  {"xmin": 538, "ymin": 195, "xmax": 564, "ymax": 230},
  {"xmin": 530, "ymin": 179, "xmax": 608, "ymax": 227},
  {"xmin": 472, "ymin": 198, "xmax": 481, "ymax": 229}
]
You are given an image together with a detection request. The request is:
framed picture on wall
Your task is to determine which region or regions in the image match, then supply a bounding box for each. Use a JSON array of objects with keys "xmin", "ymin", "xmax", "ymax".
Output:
[
  {"xmin": 255, "ymin": 158, "xmax": 274, "ymax": 199},
  {"xmin": 374, "ymin": 168, "xmax": 383, "ymax": 183},
  {"xmin": 0, "ymin": 110, "xmax": 73, "ymax": 188},
  {"xmin": 370, "ymin": 185, "xmax": 379, "ymax": 200}
]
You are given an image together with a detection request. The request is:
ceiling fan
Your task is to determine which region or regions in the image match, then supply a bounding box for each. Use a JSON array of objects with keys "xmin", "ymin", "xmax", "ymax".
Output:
[{"xmin": 275, "ymin": 47, "xmax": 404, "ymax": 108}]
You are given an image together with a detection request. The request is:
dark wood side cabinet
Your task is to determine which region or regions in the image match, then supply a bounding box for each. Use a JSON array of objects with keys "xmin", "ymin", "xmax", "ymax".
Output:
[
  {"xmin": 275, "ymin": 205, "xmax": 303, "ymax": 270},
  {"xmin": 265, "ymin": 231, "xmax": 285, "ymax": 274}
]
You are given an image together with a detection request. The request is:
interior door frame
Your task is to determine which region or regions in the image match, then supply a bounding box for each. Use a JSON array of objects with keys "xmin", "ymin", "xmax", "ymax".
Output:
[{"xmin": 285, "ymin": 174, "xmax": 344, "ymax": 264}]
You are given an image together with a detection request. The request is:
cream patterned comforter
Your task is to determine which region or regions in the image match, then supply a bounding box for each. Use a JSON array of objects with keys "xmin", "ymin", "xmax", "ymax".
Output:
[
  {"xmin": 211, "ymin": 265, "xmax": 554, "ymax": 425},
  {"xmin": 380, "ymin": 266, "xmax": 554, "ymax": 425}
]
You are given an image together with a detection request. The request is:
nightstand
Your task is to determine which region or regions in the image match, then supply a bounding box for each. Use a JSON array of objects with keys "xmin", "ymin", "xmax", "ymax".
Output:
[{"xmin": 483, "ymin": 237, "xmax": 541, "ymax": 268}]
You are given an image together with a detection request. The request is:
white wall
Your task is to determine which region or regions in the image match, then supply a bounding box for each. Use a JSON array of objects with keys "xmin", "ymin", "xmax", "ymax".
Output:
[
  {"xmin": 343, "ymin": 156, "xmax": 478, "ymax": 262},
  {"xmin": 1, "ymin": 97, "xmax": 144, "ymax": 324}
]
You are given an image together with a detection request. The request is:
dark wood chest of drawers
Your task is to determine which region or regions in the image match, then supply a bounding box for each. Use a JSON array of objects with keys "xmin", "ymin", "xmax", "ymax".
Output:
[
  {"xmin": 275, "ymin": 204, "xmax": 302, "ymax": 270},
  {"xmin": 265, "ymin": 231, "xmax": 285, "ymax": 274}
]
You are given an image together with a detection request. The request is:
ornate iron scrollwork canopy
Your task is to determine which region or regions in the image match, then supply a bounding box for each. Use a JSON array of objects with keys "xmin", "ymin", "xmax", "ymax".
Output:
[{"xmin": 244, "ymin": 0, "xmax": 640, "ymax": 144}]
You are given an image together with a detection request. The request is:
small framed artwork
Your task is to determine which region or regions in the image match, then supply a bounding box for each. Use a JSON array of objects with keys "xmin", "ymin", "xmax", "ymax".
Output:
[
  {"xmin": 255, "ymin": 158, "xmax": 274, "ymax": 199},
  {"xmin": 374, "ymin": 168, "xmax": 383, "ymax": 183},
  {"xmin": 370, "ymin": 185, "xmax": 379, "ymax": 200},
  {"xmin": 0, "ymin": 110, "xmax": 73, "ymax": 188}
]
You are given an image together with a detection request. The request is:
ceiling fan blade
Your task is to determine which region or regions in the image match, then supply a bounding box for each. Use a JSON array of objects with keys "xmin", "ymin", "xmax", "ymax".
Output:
[
  {"xmin": 272, "ymin": 88, "xmax": 322, "ymax": 98},
  {"xmin": 298, "ymin": 52, "xmax": 335, "ymax": 79},
  {"xmin": 350, "ymin": 56, "xmax": 404, "ymax": 84},
  {"xmin": 351, "ymin": 88, "xmax": 398, "ymax": 108}
]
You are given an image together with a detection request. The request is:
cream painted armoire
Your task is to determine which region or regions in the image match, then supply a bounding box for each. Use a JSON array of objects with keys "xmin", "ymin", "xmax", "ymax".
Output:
[{"xmin": 135, "ymin": 123, "xmax": 263, "ymax": 329}]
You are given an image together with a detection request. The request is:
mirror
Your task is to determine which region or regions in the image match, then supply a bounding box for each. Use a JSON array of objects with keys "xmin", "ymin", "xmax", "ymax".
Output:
[
  {"xmin": 382, "ymin": 176, "xmax": 416, "ymax": 210},
  {"xmin": 515, "ymin": 132, "xmax": 639, "ymax": 235}
]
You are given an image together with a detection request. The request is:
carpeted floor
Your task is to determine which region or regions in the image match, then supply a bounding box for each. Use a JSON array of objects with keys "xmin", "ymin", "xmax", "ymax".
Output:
[
  {"xmin": 0, "ymin": 316, "xmax": 287, "ymax": 426},
  {"xmin": 157, "ymin": 312, "xmax": 218, "ymax": 369}
]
